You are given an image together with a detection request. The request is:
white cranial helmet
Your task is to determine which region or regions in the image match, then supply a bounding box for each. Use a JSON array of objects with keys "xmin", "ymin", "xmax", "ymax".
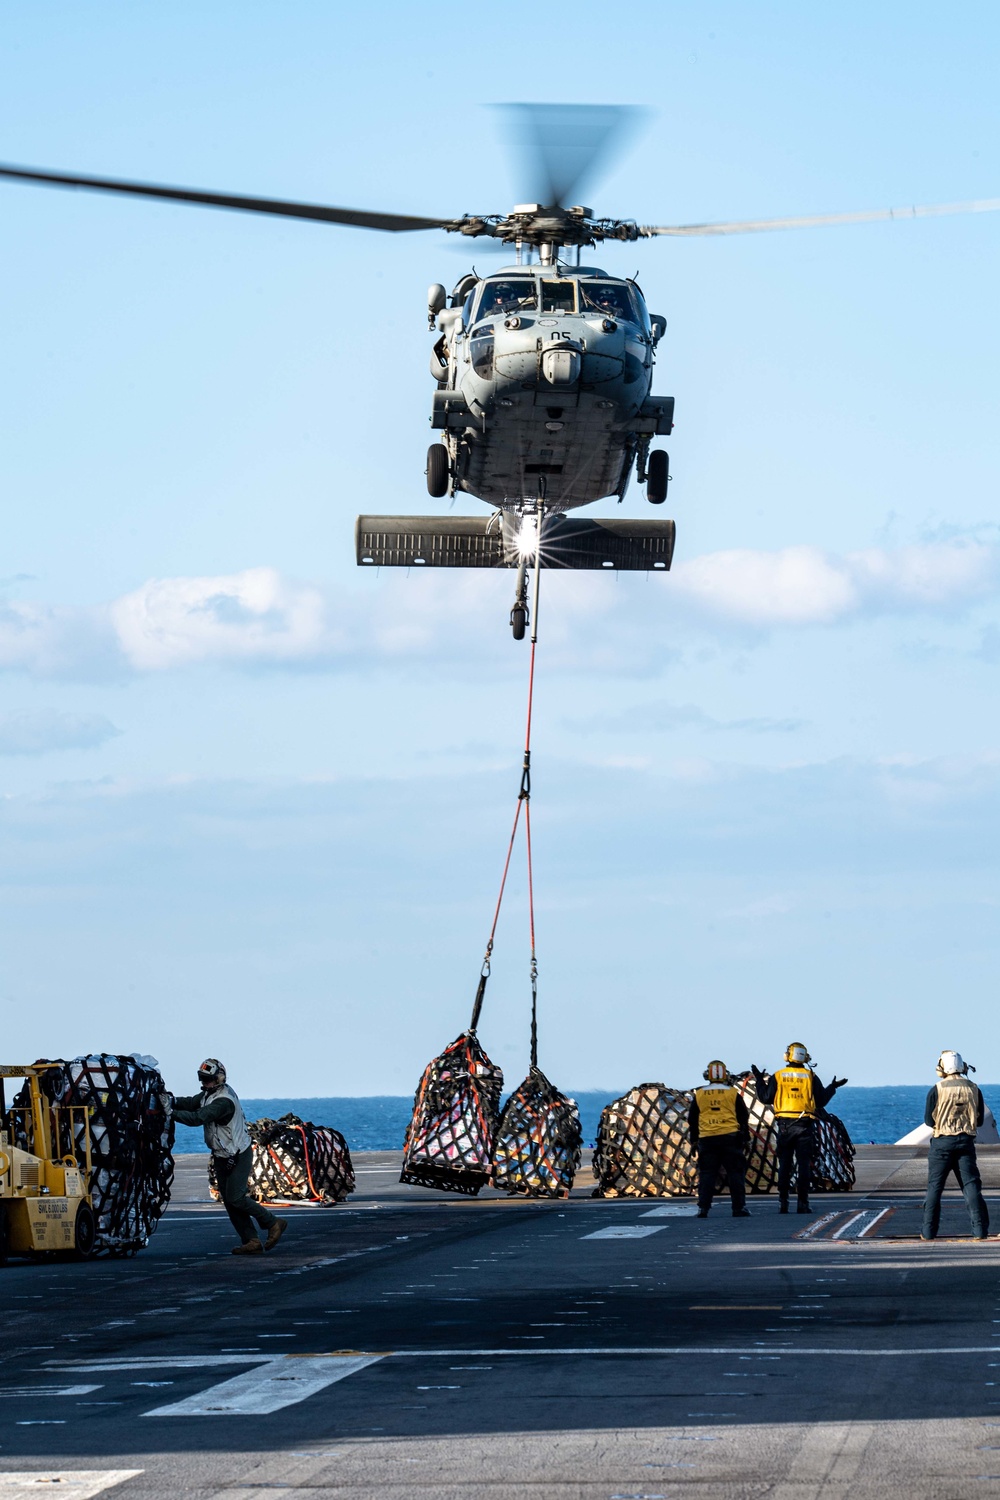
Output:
[{"xmin": 937, "ymin": 1050, "xmax": 967, "ymax": 1077}]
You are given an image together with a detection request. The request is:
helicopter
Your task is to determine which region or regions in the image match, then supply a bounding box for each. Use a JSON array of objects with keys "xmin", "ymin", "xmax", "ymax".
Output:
[{"xmin": 3, "ymin": 104, "xmax": 998, "ymax": 637}]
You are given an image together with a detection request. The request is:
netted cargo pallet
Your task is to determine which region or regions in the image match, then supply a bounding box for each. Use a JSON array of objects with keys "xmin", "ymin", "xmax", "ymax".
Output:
[
  {"xmin": 811, "ymin": 1111, "xmax": 856, "ymax": 1191},
  {"xmin": 208, "ymin": 1113, "xmax": 355, "ymax": 1205},
  {"xmin": 592, "ymin": 1082, "xmax": 698, "ymax": 1198},
  {"xmin": 400, "ymin": 1031, "xmax": 503, "ymax": 1195},
  {"xmin": 492, "ymin": 1067, "xmax": 582, "ymax": 1197},
  {"xmin": 21, "ymin": 1053, "xmax": 174, "ymax": 1255},
  {"xmin": 737, "ymin": 1074, "xmax": 855, "ymax": 1193}
]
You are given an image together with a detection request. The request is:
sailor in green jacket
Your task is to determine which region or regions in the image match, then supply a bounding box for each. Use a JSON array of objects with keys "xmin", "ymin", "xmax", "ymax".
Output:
[{"xmin": 172, "ymin": 1058, "xmax": 288, "ymax": 1256}]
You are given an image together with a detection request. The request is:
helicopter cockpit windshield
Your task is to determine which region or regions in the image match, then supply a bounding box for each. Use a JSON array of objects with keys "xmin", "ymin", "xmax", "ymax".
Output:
[
  {"xmin": 579, "ymin": 281, "xmax": 637, "ymax": 323},
  {"xmin": 477, "ymin": 278, "xmax": 538, "ymax": 318},
  {"xmin": 540, "ymin": 280, "xmax": 576, "ymax": 313}
]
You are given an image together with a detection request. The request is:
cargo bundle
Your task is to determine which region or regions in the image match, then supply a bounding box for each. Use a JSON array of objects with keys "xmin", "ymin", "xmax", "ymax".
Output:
[
  {"xmin": 208, "ymin": 1113, "xmax": 355, "ymax": 1205},
  {"xmin": 400, "ymin": 1031, "xmax": 504, "ymax": 1195},
  {"xmin": 22, "ymin": 1053, "xmax": 174, "ymax": 1254},
  {"xmin": 592, "ymin": 1082, "xmax": 698, "ymax": 1198},
  {"xmin": 492, "ymin": 1066, "xmax": 582, "ymax": 1197}
]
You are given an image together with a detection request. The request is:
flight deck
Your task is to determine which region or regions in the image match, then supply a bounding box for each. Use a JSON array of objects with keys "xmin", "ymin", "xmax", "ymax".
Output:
[{"xmin": 2, "ymin": 1145, "xmax": 1000, "ymax": 1500}]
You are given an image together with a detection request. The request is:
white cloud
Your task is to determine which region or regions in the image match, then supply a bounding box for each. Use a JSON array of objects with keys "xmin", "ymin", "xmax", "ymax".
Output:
[
  {"xmin": 110, "ymin": 567, "xmax": 333, "ymax": 670},
  {"xmin": 0, "ymin": 709, "xmax": 121, "ymax": 755},
  {"xmin": 671, "ymin": 540, "xmax": 1000, "ymax": 626}
]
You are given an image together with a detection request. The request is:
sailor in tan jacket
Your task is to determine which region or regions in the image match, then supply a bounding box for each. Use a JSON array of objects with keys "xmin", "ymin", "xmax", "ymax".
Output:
[{"xmin": 921, "ymin": 1050, "xmax": 989, "ymax": 1241}]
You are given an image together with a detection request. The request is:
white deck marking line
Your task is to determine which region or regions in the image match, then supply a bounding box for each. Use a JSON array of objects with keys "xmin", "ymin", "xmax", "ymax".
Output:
[
  {"xmin": 0, "ymin": 1474, "xmax": 143, "ymax": 1500},
  {"xmin": 582, "ymin": 1226, "xmax": 665, "ymax": 1240},
  {"xmin": 45, "ymin": 1356, "xmax": 272, "ymax": 1371},
  {"xmin": 344, "ymin": 1345, "xmax": 1000, "ymax": 1358},
  {"xmin": 856, "ymin": 1206, "xmax": 895, "ymax": 1237},
  {"xmin": 640, "ymin": 1204, "xmax": 700, "ymax": 1218},
  {"xmin": 145, "ymin": 1354, "xmax": 382, "ymax": 1417},
  {"xmin": 793, "ymin": 1213, "xmax": 843, "ymax": 1240},
  {"xmin": 0, "ymin": 1386, "xmax": 103, "ymax": 1398}
]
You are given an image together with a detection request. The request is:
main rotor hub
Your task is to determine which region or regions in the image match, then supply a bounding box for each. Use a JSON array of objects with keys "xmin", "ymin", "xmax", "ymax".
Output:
[{"xmin": 452, "ymin": 205, "xmax": 643, "ymax": 249}]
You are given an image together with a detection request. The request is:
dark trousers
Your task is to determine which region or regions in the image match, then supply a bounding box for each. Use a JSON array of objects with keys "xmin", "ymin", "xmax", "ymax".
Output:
[
  {"xmin": 922, "ymin": 1134, "xmax": 989, "ymax": 1239},
  {"xmin": 776, "ymin": 1120, "xmax": 814, "ymax": 1206},
  {"xmin": 696, "ymin": 1133, "xmax": 747, "ymax": 1214},
  {"xmin": 215, "ymin": 1146, "xmax": 276, "ymax": 1243}
]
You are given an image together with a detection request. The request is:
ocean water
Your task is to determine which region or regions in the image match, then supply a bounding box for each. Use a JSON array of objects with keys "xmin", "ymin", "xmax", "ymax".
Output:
[{"xmin": 171, "ymin": 1084, "xmax": 1000, "ymax": 1155}]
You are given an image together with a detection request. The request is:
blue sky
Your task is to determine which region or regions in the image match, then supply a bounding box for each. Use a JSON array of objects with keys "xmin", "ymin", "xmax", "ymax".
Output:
[{"xmin": 1, "ymin": 2, "xmax": 1000, "ymax": 1097}]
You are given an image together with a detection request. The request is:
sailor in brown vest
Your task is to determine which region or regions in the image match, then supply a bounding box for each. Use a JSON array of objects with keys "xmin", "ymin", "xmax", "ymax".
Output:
[
  {"xmin": 921, "ymin": 1050, "xmax": 989, "ymax": 1241},
  {"xmin": 751, "ymin": 1043, "xmax": 847, "ymax": 1214},
  {"xmin": 688, "ymin": 1061, "xmax": 752, "ymax": 1218}
]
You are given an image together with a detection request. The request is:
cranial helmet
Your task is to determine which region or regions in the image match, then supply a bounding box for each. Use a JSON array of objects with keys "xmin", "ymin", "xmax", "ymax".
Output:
[
  {"xmin": 785, "ymin": 1042, "xmax": 811, "ymax": 1065},
  {"xmin": 198, "ymin": 1058, "xmax": 226, "ymax": 1089},
  {"xmin": 937, "ymin": 1050, "xmax": 972, "ymax": 1077},
  {"xmin": 703, "ymin": 1060, "xmax": 729, "ymax": 1083}
]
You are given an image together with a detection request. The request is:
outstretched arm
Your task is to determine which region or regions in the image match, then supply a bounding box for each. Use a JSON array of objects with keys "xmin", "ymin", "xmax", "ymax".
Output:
[
  {"xmin": 814, "ymin": 1074, "xmax": 848, "ymax": 1110},
  {"xmin": 172, "ymin": 1096, "xmax": 236, "ymax": 1128}
]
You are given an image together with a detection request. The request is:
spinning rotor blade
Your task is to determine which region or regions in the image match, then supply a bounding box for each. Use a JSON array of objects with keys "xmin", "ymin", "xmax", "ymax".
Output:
[
  {"xmin": 0, "ymin": 162, "xmax": 454, "ymax": 233},
  {"xmin": 499, "ymin": 103, "xmax": 642, "ymax": 209},
  {"xmin": 642, "ymin": 196, "xmax": 1000, "ymax": 237}
]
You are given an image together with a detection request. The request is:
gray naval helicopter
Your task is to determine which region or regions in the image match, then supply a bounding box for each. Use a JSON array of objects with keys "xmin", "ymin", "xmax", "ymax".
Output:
[{"xmin": 3, "ymin": 103, "xmax": 998, "ymax": 637}]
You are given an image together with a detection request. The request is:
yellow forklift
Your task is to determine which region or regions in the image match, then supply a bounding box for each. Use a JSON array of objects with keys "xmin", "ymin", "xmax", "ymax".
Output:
[{"xmin": 0, "ymin": 1064, "xmax": 97, "ymax": 1262}]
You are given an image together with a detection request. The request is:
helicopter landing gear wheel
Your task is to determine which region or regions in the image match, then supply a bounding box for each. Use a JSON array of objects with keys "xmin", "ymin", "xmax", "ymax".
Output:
[
  {"xmin": 510, "ymin": 558, "xmax": 529, "ymax": 640},
  {"xmin": 647, "ymin": 448, "xmax": 669, "ymax": 504},
  {"xmin": 73, "ymin": 1202, "xmax": 97, "ymax": 1260},
  {"xmin": 426, "ymin": 442, "xmax": 450, "ymax": 499}
]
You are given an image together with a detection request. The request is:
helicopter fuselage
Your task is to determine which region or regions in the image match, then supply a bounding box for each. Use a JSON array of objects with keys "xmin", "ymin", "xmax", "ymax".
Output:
[{"xmin": 429, "ymin": 264, "xmax": 673, "ymax": 515}]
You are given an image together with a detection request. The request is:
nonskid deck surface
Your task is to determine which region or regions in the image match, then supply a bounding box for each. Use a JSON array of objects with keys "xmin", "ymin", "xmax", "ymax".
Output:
[{"xmin": 3, "ymin": 1148, "xmax": 1000, "ymax": 1500}]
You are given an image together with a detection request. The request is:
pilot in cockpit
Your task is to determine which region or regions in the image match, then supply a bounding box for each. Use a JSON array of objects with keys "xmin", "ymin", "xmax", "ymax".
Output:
[
  {"xmin": 581, "ymin": 283, "xmax": 632, "ymax": 322},
  {"xmin": 481, "ymin": 280, "xmax": 537, "ymax": 317}
]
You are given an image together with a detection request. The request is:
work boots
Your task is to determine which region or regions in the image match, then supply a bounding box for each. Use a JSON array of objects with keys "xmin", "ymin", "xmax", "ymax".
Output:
[
  {"xmin": 265, "ymin": 1217, "xmax": 289, "ymax": 1251},
  {"xmin": 797, "ymin": 1200, "xmax": 813, "ymax": 1214},
  {"xmin": 231, "ymin": 1238, "xmax": 263, "ymax": 1255}
]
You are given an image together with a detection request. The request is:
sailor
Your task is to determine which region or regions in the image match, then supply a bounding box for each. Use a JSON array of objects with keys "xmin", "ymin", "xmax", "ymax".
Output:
[
  {"xmin": 688, "ymin": 1060, "xmax": 752, "ymax": 1218},
  {"xmin": 171, "ymin": 1059, "xmax": 288, "ymax": 1256},
  {"xmin": 751, "ymin": 1044, "xmax": 847, "ymax": 1214},
  {"xmin": 921, "ymin": 1050, "xmax": 989, "ymax": 1241}
]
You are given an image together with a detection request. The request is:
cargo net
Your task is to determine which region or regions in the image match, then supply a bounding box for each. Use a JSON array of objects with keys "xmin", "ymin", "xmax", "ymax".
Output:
[
  {"xmin": 400, "ymin": 1031, "xmax": 503, "ymax": 1196},
  {"xmin": 19, "ymin": 1053, "xmax": 174, "ymax": 1255},
  {"xmin": 208, "ymin": 1113, "xmax": 355, "ymax": 1206},
  {"xmin": 736, "ymin": 1073, "xmax": 856, "ymax": 1194},
  {"xmin": 492, "ymin": 1067, "xmax": 583, "ymax": 1197},
  {"xmin": 592, "ymin": 1083, "xmax": 698, "ymax": 1198}
]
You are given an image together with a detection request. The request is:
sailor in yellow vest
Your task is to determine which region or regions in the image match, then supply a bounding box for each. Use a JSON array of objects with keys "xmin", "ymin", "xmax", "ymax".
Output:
[
  {"xmin": 922, "ymin": 1050, "xmax": 989, "ymax": 1241},
  {"xmin": 688, "ymin": 1061, "xmax": 752, "ymax": 1218},
  {"xmin": 751, "ymin": 1043, "xmax": 847, "ymax": 1214}
]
